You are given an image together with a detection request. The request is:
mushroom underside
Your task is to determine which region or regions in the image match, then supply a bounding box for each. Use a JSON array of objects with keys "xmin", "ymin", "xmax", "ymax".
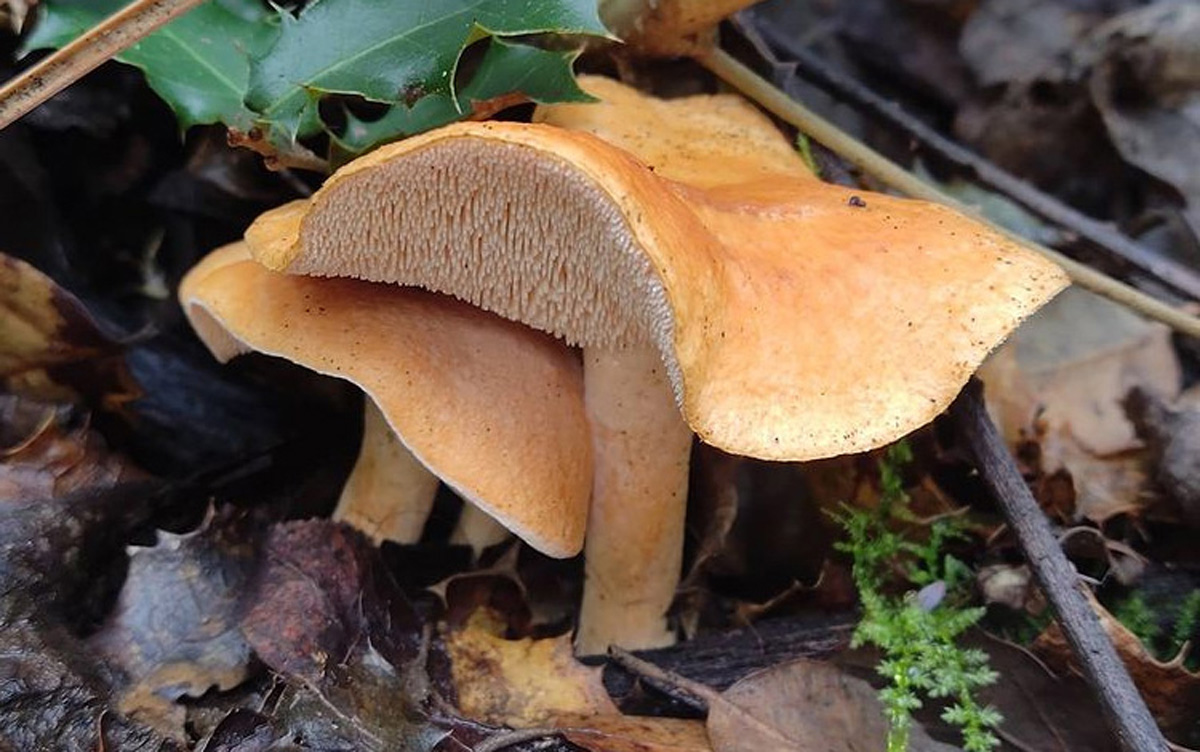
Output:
[
  {"xmin": 181, "ymin": 244, "xmax": 592, "ymax": 559},
  {"xmin": 270, "ymin": 132, "xmax": 1064, "ymax": 462}
]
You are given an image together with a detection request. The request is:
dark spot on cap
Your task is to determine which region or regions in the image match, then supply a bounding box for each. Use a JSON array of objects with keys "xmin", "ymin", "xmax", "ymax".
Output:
[{"xmin": 848, "ymin": 195, "xmax": 867, "ymax": 208}]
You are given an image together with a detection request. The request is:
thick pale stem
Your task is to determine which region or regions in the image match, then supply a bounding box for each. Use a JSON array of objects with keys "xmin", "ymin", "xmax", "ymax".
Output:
[
  {"xmin": 575, "ymin": 345, "xmax": 693, "ymax": 654},
  {"xmin": 449, "ymin": 503, "xmax": 512, "ymax": 557},
  {"xmin": 334, "ymin": 400, "xmax": 439, "ymax": 544}
]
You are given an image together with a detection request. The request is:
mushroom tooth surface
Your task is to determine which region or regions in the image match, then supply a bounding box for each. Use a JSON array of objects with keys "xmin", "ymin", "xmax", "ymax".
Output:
[
  {"xmin": 180, "ymin": 243, "xmax": 591, "ymax": 558},
  {"xmin": 244, "ymin": 77, "xmax": 1068, "ymax": 463}
]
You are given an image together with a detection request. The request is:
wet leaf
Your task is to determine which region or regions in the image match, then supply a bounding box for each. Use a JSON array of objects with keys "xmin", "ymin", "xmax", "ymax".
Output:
[
  {"xmin": 197, "ymin": 708, "xmax": 274, "ymax": 752},
  {"xmin": 446, "ymin": 609, "xmax": 618, "ymax": 726},
  {"xmin": 705, "ymin": 657, "xmax": 956, "ymax": 752},
  {"xmin": 0, "ymin": 397, "xmax": 173, "ymax": 751},
  {"xmin": 267, "ymin": 642, "xmax": 447, "ymax": 752},
  {"xmin": 91, "ymin": 510, "xmax": 258, "ymax": 738},
  {"xmin": 241, "ymin": 520, "xmax": 423, "ymax": 682},
  {"xmin": 235, "ymin": 520, "xmax": 441, "ymax": 749}
]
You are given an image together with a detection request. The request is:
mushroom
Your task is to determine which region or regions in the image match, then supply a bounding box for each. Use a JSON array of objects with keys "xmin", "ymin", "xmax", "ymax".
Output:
[
  {"xmin": 179, "ymin": 242, "xmax": 591, "ymax": 559},
  {"xmin": 240, "ymin": 76, "xmax": 1068, "ymax": 652},
  {"xmin": 599, "ymin": 0, "xmax": 760, "ymax": 56}
]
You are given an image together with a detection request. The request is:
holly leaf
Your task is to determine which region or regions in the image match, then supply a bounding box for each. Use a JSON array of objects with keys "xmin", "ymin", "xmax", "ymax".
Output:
[
  {"xmin": 25, "ymin": 0, "xmax": 278, "ymax": 130},
  {"xmin": 246, "ymin": 0, "xmax": 609, "ymax": 154},
  {"xmin": 334, "ymin": 37, "xmax": 593, "ymax": 154},
  {"xmin": 26, "ymin": 0, "xmax": 607, "ymax": 164}
]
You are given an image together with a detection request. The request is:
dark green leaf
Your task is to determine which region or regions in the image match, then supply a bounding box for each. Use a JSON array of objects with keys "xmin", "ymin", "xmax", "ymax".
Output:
[
  {"xmin": 26, "ymin": 0, "xmax": 278, "ymax": 130},
  {"xmin": 247, "ymin": 0, "xmax": 608, "ymax": 153},
  {"xmin": 334, "ymin": 37, "xmax": 593, "ymax": 154}
]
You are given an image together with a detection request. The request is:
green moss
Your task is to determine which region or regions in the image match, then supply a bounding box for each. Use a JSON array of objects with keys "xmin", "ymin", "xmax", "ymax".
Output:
[
  {"xmin": 1112, "ymin": 587, "xmax": 1200, "ymax": 669},
  {"xmin": 834, "ymin": 442, "xmax": 1001, "ymax": 752}
]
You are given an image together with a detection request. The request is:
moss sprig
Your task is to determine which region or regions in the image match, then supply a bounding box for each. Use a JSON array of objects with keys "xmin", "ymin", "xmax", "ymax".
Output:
[{"xmin": 834, "ymin": 442, "xmax": 1002, "ymax": 752}]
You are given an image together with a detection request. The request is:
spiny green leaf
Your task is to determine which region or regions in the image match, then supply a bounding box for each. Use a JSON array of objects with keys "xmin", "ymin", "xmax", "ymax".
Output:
[
  {"xmin": 333, "ymin": 37, "xmax": 593, "ymax": 155},
  {"xmin": 26, "ymin": 0, "xmax": 278, "ymax": 130},
  {"xmin": 246, "ymin": 0, "xmax": 609, "ymax": 153}
]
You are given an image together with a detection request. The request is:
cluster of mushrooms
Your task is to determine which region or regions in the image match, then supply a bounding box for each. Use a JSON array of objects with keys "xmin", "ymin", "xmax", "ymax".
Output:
[{"xmin": 180, "ymin": 76, "xmax": 1067, "ymax": 654}]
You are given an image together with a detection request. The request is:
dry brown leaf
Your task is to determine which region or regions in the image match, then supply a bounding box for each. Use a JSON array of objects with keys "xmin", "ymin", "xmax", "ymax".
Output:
[
  {"xmin": 0, "ymin": 399, "xmax": 142, "ymax": 502},
  {"xmin": 557, "ymin": 714, "xmax": 712, "ymax": 752},
  {"xmin": 1083, "ymin": 1, "xmax": 1200, "ymax": 239},
  {"xmin": 979, "ymin": 287, "xmax": 1180, "ymax": 523},
  {"xmin": 0, "ymin": 251, "xmax": 134, "ymax": 405},
  {"xmin": 706, "ymin": 657, "xmax": 956, "ymax": 752},
  {"xmin": 1034, "ymin": 591, "xmax": 1200, "ymax": 742},
  {"xmin": 1127, "ymin": 387, "xmax": 1200, "ymax": 526},
  {"xmin": 0, "ymin": 253, "xmax": 111, "ymax": 377},
  {"xmin": 445, "ymin": 612, "xmax": 710, "ymax": 751},
  {"xmin": 0, "ymin": 0, "xmax": 32, "ymax": 33},
  {"xmin": 445, "ymin": 610, "xmax": 618, "ymax": 727},
  {"xmin": 960, "ymin": 0, "xmax": 1105, "ymax": 87}
]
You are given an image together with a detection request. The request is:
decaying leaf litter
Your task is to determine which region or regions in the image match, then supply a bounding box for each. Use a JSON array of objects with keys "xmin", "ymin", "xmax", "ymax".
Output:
[{"xmin": 2, "ymin": 0, "xmax": 1200, "ymax": 750}]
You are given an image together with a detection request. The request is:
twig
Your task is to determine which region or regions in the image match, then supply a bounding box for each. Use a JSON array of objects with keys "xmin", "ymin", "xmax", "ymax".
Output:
[
  {"xmin": 472, "ymin": 728, "xmax": 565, "ymax": 752},
  {"xmin": 696, "ymin": 47, "xmax": 1200, "ymax": 340},
  {"xmin": 607, "ymin": 646, "xmax": 716, "ymax": 711},
  {"xmin": 746, "ymin": 23, "xmax": 1200, "ymax": 304},
  {"xmin": 950, "ymin": 380, "xmax": 1167, "ymax": 752},
  {"xmin": 0, "ymin": 0, "xmax": 207, "ymax": 131}
]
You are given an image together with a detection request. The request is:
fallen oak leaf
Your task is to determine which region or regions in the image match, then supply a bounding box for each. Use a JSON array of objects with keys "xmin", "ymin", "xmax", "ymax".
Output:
[
  {"xmin": 446, "ymin": 608, "xmax": 619, "ymax": 727},
  {"xmin": 709, "ymin": 660, "xmax": 957, "ymax": 752},
  {"xmin": 1033, "ymin": 590, "xmax": 1200, "ymax": 744},
  {"xmin": 978, "ymin": 287, "xmax": 1179, "ymax": 524},
  {"xmin": 445, "ymin": 610, "xmax": 711, "ymax": 752}
]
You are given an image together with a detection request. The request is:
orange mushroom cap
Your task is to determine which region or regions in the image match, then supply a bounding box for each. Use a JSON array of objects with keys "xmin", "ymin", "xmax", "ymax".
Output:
[
  {"xmin": 600, "ymin": 0, "xmax": 760, "ymax": 56},
  {"xmin": 180, "ymin": 243, "xmax": 591, "ymax": 557},
  {"xmin": 245, "ymin": 76, "xmax": 1068, "ymax": 462}
]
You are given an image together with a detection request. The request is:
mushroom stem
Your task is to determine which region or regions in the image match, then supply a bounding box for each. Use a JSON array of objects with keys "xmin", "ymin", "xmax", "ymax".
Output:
[
  {"xmin": 449, "ymin": 503, "xmax": 513, "ymax": 557},
  {"xmin": 334, "ymin": 400, "xmax": 440, "ymax": 544},
  {"xmin": 576, "ymin": 345, "xmax": 692, "ymax": 654}
]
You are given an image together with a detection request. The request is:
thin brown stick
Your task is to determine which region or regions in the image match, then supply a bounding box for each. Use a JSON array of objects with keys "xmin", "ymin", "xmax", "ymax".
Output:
[
  {"xmin": 607, "ymin": 646, "xmax": 717, "ymax": 711},
  {"xmin": 697, "ymin": 47, "xmax": 1200, "ymax": 340},
  {"xmin": 951, "ymin": 380, "xmax": 1167, "ymax": 752},
  {"xmin": 472, "ymin": 728, "xmax": 565, "ymax": 752},
  {"xmin": 0, "ymin": 0, "xmax": 207, "ymax": 131},
  {"xmin": 747, "ymin": 24, "xmax": 1200, "ymax": 304}
]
